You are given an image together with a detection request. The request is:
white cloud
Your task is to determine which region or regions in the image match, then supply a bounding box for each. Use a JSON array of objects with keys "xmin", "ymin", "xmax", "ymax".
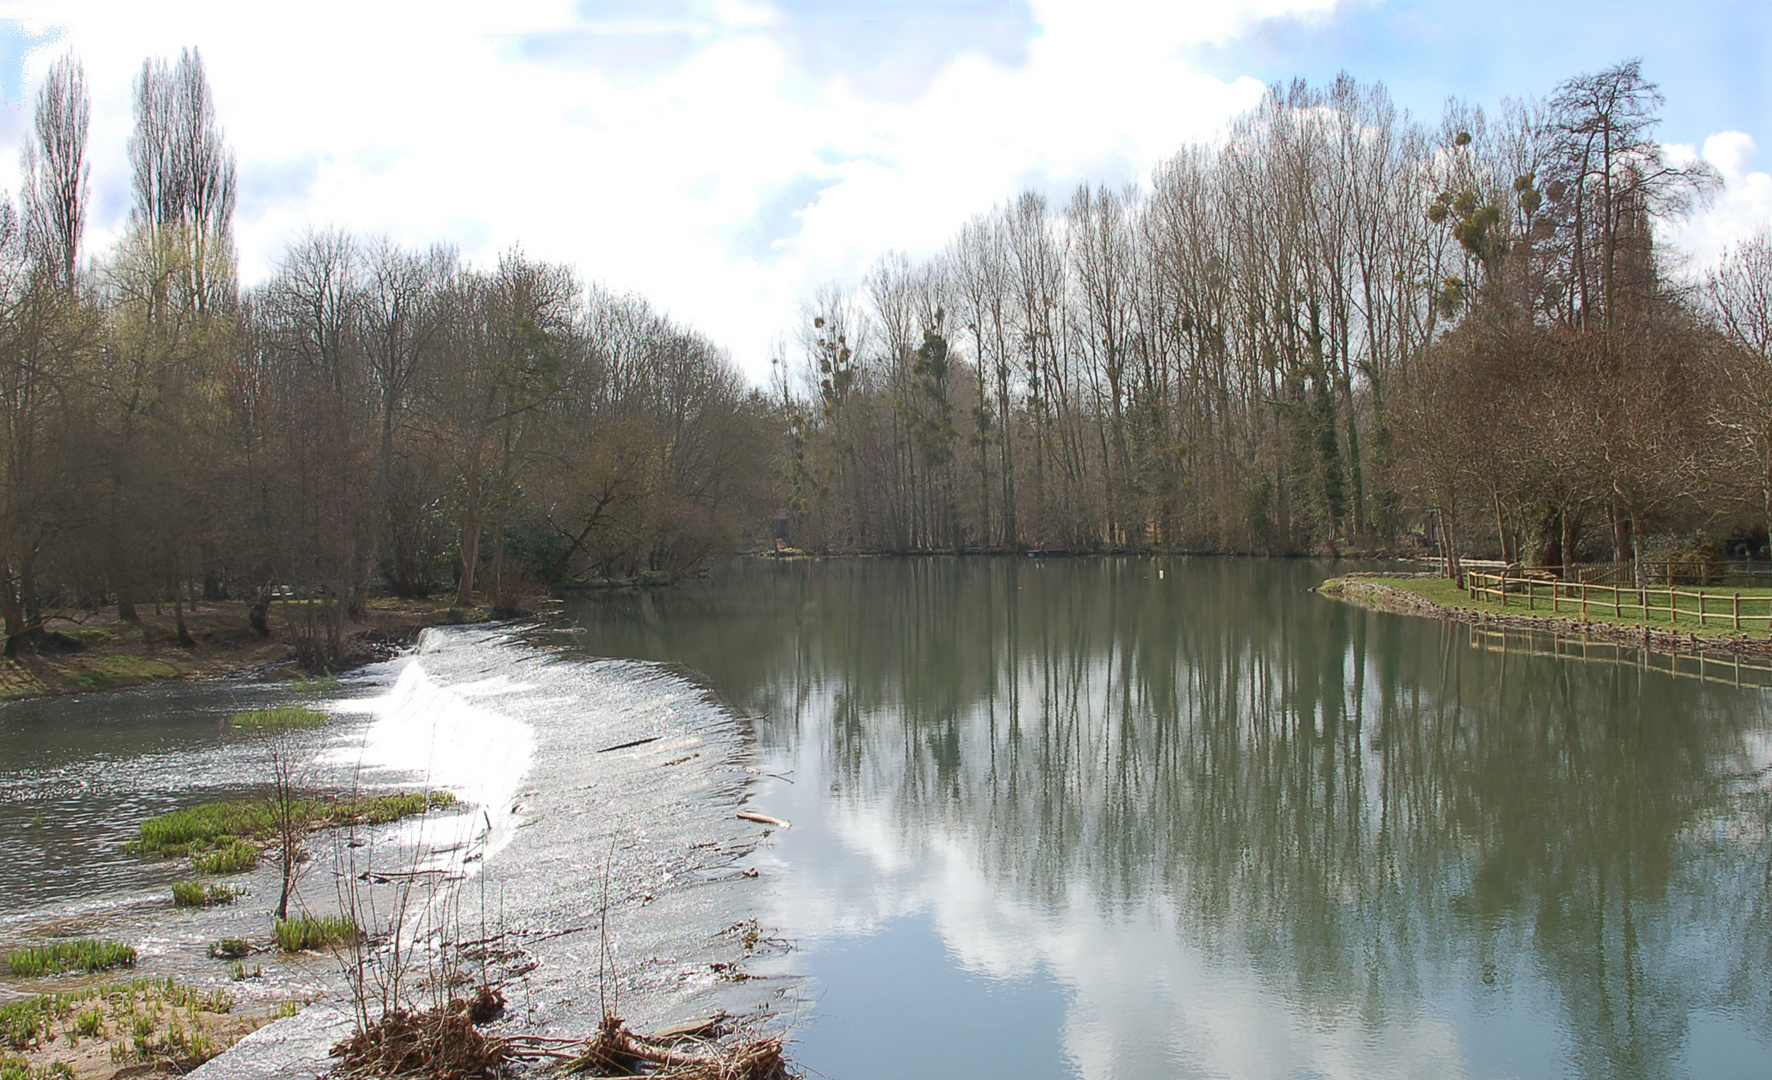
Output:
[
  {"xmin": 1663, "ymin": 130, "xmax": 1772, "ymax": 271},
  {"xmin": 0, "ymin": 0, "xmax": 1305, "ymax": 380},
  {"xmin": 10, "ymin": 1, "xmax": 1760, "ymax": 381},
  {"xmin": 1703, "ymin": 130, "xmax": 1757, "ymax": 179}
]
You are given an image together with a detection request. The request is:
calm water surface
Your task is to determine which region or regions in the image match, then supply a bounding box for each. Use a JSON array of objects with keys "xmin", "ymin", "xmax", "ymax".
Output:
[
  {"xmin": 557, "ymin": 557, "xmax": 1772, "ymax": 1080},
  {"xmin": 4, "ymin": 559, "xmax": 1768, "ymax": 1080}
]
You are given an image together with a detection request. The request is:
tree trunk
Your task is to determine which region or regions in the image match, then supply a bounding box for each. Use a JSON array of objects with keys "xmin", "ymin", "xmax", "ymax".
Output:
[
  {"xmin": 172, "ymin": 589, "xmax": 193, "ymax": 647},
  {"xmin": 1560, "ymin": 507, "xmax": 1580, "ymax": 579},
  {"xmin": 456, "ymin": 464, "xmax": 481, "ymax": 608},
  {"xmin": 0, "ymin": 562, "xmax": 25, "ymax": 656}
]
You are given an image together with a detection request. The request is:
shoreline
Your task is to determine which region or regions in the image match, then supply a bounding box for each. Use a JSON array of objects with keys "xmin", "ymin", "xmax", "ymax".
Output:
[
  {"xmin": 1319, "ymin": 575, "xmax": 1772, "ymax": 660},
  {"xmin": 0, "ymin": 598, "xmax": 521, "ymax": 704}
]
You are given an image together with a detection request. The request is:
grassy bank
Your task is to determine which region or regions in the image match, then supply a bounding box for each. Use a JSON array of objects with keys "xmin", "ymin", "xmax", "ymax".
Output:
[
  {"xmin": 133, "ymin": 791, "xmax": 457, "ymax": 859},
  {"xmin": 1322, "ymin": 575, "xmax": 1772, "ymax": 650},
  {"xmin": 0, "ymin": 597, "xmax": 499, "ymax": 702}
]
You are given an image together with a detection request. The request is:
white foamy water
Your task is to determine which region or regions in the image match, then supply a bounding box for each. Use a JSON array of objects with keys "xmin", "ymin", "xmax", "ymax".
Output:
[{"xmin": 326, "ymin": 632, "xmax": 538, "ymax": 875}]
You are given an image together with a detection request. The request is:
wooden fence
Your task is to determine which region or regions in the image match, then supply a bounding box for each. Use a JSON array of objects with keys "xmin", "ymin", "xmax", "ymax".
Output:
[
  {"xmin": 1494, "ymin": 561, "xmax": 1772, "ymax": 587},
  {"xmin": 1464, "ymin": 570, "xmax": 1772, "ymax": 632}
]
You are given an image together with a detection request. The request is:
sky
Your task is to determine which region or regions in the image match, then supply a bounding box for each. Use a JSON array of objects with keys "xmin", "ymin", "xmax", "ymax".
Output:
[{"xmin": 0, "ymin": 0, "xmax": 1766, "ymax": 381}]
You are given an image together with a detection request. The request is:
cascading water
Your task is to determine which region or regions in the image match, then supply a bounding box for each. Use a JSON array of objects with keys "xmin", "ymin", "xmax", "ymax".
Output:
[{"xmin": 3, "ymin": 622, "xmax": 780, "ymax": 1080}]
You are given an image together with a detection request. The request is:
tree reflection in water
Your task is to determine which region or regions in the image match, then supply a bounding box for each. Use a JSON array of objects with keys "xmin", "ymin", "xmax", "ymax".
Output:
[{"xmin": 559, "ymin": 558, "xmax": 1772, "ymax": 1079}]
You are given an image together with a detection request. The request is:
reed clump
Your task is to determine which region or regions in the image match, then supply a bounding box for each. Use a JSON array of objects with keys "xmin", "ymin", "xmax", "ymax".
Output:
[
  {"xmin": 229, "ymin": 706, "xmax": 329, "ymax": 730},
  {"xmin": 132, "ymin": 791, "xmax": 456, "ymax": 859},
  {"xmin": 7, "ymin": 942, "xmax": 136, "ymax": 978},
  {"xmin": 274, "ymin": 915, "xmax": 359, "ymax": 953},
  {"xmin": 172, "ymin": 881, "xmax": 241, "ymax": 907},
  {"xmin": 208, "ymin": 939, "xmax": 253, "ymax": 960},
  {"xmin": 190, "ymin": 839, "xmax": 260, "ymax": 874}
]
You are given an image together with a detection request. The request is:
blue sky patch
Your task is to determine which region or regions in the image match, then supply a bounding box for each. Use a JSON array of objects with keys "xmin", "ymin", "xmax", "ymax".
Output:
[
  {"xmin": 735, "ymin": 171, "xmax": 839, "ymax": 263},
  {"xmin": 1192, "ymin": 0, "xmax": 1771, "ymax": 148}
]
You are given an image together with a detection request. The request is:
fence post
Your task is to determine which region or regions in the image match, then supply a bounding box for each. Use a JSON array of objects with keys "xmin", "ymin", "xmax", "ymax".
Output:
[
  {"xmin": 1670, "ymin": 586, "xmax": 1677, "ymax": 627},
  {"xmin": 1613, "ymin": 583, "xmax": 1621, "ymax": 618},
  {"xmin": 1735, "ymin": 592, "xmax": 1742, "ymax": 631}
]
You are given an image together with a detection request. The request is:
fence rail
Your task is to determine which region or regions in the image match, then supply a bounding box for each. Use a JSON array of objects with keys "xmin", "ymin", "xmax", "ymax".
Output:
[
  {"xmin": 1463, "ymin": 570, "xmax": 1772, "ymax": 632},
  {"xmin": 1476, "ymin": 561, "xmax": 1772, "ymax": 587}
]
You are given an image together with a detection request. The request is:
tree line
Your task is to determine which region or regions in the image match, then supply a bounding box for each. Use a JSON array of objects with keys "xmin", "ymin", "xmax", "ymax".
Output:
[
  {"xmin": 777, "ymin": 60, "xmax": 1772, "ymax": 582},
  {"xmin": 5, "ymin": 50, "xmax": 1770, "ymax": 661},
  {"xmin": 0, "ymin": 50, "xmax": 777, "ymax": 662}
]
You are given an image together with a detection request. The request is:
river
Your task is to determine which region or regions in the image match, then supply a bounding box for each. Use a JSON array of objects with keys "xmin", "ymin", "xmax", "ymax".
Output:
[{"xmin": 4, "ymin": 557, "xmax": 1770, "ymax": 1079}]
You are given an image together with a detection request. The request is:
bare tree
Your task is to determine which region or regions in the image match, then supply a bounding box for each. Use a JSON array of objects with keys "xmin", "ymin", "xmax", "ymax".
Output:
[
  {"xmin": 21, "ymin": 53, "xmax": 91, "ymax": 291},
  {"xmin": 1708, "ymin": 230, "xmax": 1772, "ymax": 550},
  {"xmin": 130, "ymin": 47, "xmax": 237, "ymax": 313}
]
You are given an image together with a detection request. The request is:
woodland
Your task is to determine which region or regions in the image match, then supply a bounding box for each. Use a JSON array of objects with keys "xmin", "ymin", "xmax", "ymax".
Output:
[{"xmin": 3, "ymin": 50, "xmax": 1771, "ymax": 661}]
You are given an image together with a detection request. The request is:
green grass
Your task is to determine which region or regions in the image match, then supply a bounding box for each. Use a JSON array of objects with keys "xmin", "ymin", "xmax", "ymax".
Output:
[
  {"xmin": 189, "ymin": 839, "xmax": 259, "ymax": 874},
  {"xmin": 346, "ymin": 791, "xmax": 457, "ymax": 825},
  {"xmin": 132, "ymin": 791, "xmax": 456, "ymax": 859},
  {"xmin": 283, "ymin": 674, "xmax": 341, "ymax": 692},
  {"xmin": 0, "ymin": 978, "xmax": 235, "ymax": 1072},
  {"xmin": 0, "ymin": 1000, "xmax": 53, "ymax": 1052},
  {"xmin": 7, "ymin": 941, "xmax": 136, "ymax": 978},
  {"xmin": 1, "ymin": 978, "xmax": 234, "ymax": 1053},
  {"xmin": 272, "ymin": 915, "xmax": 358, "ymax": 953},
  {"xmin": 1337, "ymin": 576, "xmax": 1772, "ymax": 638},
  {"xmin": 171, "ymin": 881, "xmax": 240, "ymax": 907},
  {"xmin": 66, "ymin": 656, "xmax": 181, "ymax": 690},
  {"xmin": 73, "ymin": 1008, "xmax": 103, "ymax": 1038},
  {"xmin": 228, "ymin": 706, "xmax": 328, "ymax": 730},
  {"xmin": 208, "ymin": 939, "xmax": 252, "ymax": 960},
  {"xmin": 1, "ymin": 1057, "xmax": 73, "ymax": 1080}
]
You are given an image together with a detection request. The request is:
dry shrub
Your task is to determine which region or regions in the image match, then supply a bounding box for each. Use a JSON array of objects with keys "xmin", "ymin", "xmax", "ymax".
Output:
[
  {"xmin": 567, "ymin": 1014, "xmax": 791, "ymax": 1080},
  {"xmin": 331, "ymin": 987, "xmax": 508, "ymax": 1080}
]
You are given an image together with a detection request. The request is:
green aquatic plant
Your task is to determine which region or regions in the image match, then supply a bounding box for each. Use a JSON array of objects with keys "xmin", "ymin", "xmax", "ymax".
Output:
[
  {"xmin": 272, "ymin": 915, "xmax": 358, "ymax": 953},
  {"xmin": 228, "ymin": 706, "xmax": 328, "ymax": 731},
  {"xmin": 284, "ymin": 674, "xmax": 341, "ymax": 693},
  {"xmin": 6, "ymin": 941, "xmax": 136, "ymax": 978},
  {"xmin": 171, "ymin": 881, "xmax": 241, "ymax": 907},
  {"xmin": 133, "ymin": 791, "xmax": 456, "ymax": 858},
  {"xmin": 208, "ymin": 939, "xmax": 252, "ymax": 960},
  {"xmin": 190, "ymin": 840, "xmax": 259, "ymax": 875}
]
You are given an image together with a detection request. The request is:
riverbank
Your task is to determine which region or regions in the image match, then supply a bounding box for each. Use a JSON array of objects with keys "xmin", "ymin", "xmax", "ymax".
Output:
[
  {"xmin": 1319, "ymin": 574, "xmax": 1772, "ymax": 658},
  {"xmin": 0, "ymin": 599, "xmax": 515, "ymax": 702}
]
